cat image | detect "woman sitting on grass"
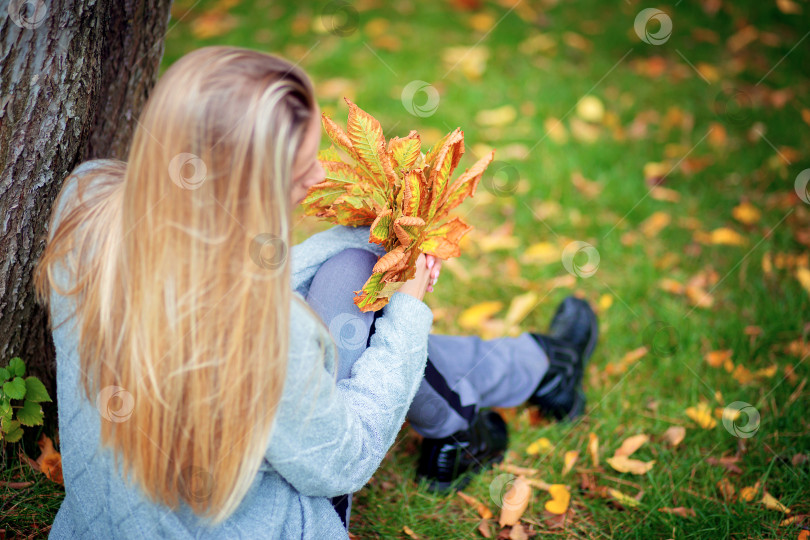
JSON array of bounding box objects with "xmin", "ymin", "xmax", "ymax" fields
[{"xmin": 34, "ymin": 46, "xmax": 598, "ymax": 538}]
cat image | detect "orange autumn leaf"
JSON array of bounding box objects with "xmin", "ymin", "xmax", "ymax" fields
[
  {"xmin": 587, "ymin": 432, "xmax": 599, "ymax": 467},
  {"xmin": 705, "ymin": 349, "xmax": 732, "ymax": 368},
  {"xmin": 22, "ymin": 434, "xmax": 63, "ymax": 485},
  {"xmin": 457, "ymin": 491, "xmax": 494, "ymax": 519},
  {"xmin": 498, "ymin": 476, "xmax": 532, "ymax": 526},
  {"xmin": 614, "ymin": 434, "xmax": 649, "ymax": 458},
  {"xmin": 303, "ymin": 98, "xmax": 495, "ymax": 311},
  {"xmin": 662, "ymin": 426, "xmax": 686, "ymax": 448}
]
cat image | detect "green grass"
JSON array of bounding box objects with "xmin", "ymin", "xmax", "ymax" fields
[
  {"xmin": 6, "ymin": 0, "xmax": 809, "ymax": 537},
  {"xmin": 160, "ymin": 1, "xmax": 810, "ymax": 536}
]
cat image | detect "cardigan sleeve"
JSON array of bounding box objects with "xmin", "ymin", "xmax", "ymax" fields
[{"xmin": 263, "ymin": 290, "xmax": 433, "ymax": 497}]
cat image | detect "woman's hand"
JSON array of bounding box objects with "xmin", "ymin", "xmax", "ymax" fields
[
  {"xmin": 398, "ymin": 253, "xmax": 433, "ymax": 301},
  {"xmin": 425, "ymin": 255, "xmax": 442, "ymax": 293}
]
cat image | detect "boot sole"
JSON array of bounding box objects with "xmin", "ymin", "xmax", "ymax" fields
[{"xmin": 419, "ymin": 450, "xmax": 506, "ymax": 493}]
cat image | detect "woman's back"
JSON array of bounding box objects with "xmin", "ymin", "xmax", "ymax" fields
[{"xmin": 46, "ymin": 160, "xmax": 434, "ymax": 539}]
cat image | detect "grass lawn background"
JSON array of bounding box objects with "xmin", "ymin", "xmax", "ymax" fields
[{"xmin": 3, "ymin": 0, "xmax": 808, "ymax": 537}]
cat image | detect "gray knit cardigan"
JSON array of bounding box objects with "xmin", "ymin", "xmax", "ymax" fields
[{"xmin": 47, "ymin": 160, "xmax": 434, "ymax": 539}]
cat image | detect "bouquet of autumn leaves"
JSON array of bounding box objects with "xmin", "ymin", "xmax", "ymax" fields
[{"xmin": 302, "ymin": 98, "xmax": 495, "ymax": 311}]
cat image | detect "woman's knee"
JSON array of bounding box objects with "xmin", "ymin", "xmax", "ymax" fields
[{"xmin": 320, "ymin": 247, "xmax": 378, "ymax": 278}]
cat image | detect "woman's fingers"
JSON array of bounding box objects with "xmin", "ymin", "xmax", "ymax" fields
[{"xmin": 424, "ymin": 255, "xmax": 443, "ymax": 293}]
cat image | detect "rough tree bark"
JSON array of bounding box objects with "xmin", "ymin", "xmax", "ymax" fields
[{"xmin": 0, "ymin": 0, "xmax": 173, "ymax": 416}]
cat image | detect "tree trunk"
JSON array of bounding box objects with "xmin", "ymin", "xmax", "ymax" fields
[{"xmin": 0, "ymin": 0, "xmax": 173, "ymax": 423}]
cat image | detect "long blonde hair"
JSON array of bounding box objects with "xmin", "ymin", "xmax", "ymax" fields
[{"xmin": 33, "ymin": 46, "xmax": 320, "ymax": 524}]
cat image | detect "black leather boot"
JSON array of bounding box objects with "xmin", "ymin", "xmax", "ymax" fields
[
  {"xmin": 527, "ymin": 296, "xmax": 598, "ymax": 421},
  {"xmin": 415, "ymin": 410, "xmax": 508, "ymax": 492}
]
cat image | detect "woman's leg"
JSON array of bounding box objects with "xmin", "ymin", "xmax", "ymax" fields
[
  {"xmin": 305, "ymin": 247, "xmax": 551, "ymax": 521},
  {"xmin": 305, "ymin": 247, "xmax": 380, "ymax": 531},
  {"xmin": 407, "ymin": 333, "xmax": 549, "ymax": 439}
]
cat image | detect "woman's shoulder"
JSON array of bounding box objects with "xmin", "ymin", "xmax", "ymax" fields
[
  {"xmin": 53, "ymin": 159, "xmax": 124, "ymax": 224},
  {"xmin": 65, "ymin": 158, "xmax": 124, "ymax": 187}
]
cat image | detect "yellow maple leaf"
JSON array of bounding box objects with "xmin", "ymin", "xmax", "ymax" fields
[
  {"xmin": 459, "ymin": 301, "xmax": 503, "ymax": 330},
  {"xmin": 544, "ymin": 484, "xmax": 571, "ymax": 515},
  {"xmin": 686, "ymin": 402, "xmax": 717, "ymax": 429}
]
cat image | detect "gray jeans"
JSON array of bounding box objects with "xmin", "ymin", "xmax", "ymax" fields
[{"xmin": 305, "ymin": 248, "xmax": 549, "ymax": 531}]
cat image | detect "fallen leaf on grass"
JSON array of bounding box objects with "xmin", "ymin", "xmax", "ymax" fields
[
  {"xmin": 643, "ymin": 162, "xmax": 670, "ymax": 185},
  {"xmin": 562, "ymin": 450, "xmax": 579, "ymax": 475},
  {"xmin": 403, "ymin": 525, "xmax": 419, "ymax": 539},
  {"xmin": 608, "ymin": 487, "xmax": 640, "ymax": 508},
  {"xmin": 694, "ymin": 227, "xmax": 748, "ymax": 246},
  {"xmin": 525, "ymin": 437, "xmax": 553, "ymax": 456},
  {"xmin": 732, "ymin": 201, "xmax": 761, "ymax": 225},
  {"xmin": 650, "ymin": 185, "xmax": 681, "ymax": 202},
  {"xmin": 587, "ymin": 433, "xmax": 599, "ymax": 467},
  {"xmin": 521, "ymin": 242, "xmax": 559, "ymax": 265},
  {"xmin": 614, "ymin": 434, "xmax": 649, "ymax": 458},
  {"xmin": 459, "ymin": 301, "xmax": 504, "ymax": 329},
  {"xmin": 658, "ymin": 506, "xmax": 696, "ymax": 518},
  {"xmin": 524, "ymin": 477, "xmax": 552, "ymax": 491},
  {"xmin": 762, "ymin": 491, "xmax": 791, "ymax": 513},
  {"xmin": 739, "ymin": 482, "xmax": 760, "ymax": 502},
  {"xmin": 458, "ymin": 491, "xmax": 494, "ymax": 519},
  {"xmin": 685, "ymin": 285, "xmax": 714, "ymax": 308},
  {"xmin": 730, "ymin": 363, "xmax": 754, "ymax": 384},
  {"xmin": 21, "ymin": 434, "xmax": 63, "ymax": 485},
  {"xmin": 571, "ymin": 171, "xmax": 603, "ymax": 198},
  {"xmin": 499, "ymin": 476, "xmax": 532, "ymax": 526},
  {"xmin": 605, "ymin": 347, "xmax": 648, "ymax": 375},
  {"xmin": 497, "ymin": 463, "xmax": 540, "ymax": 477},
  {"xmin": 705, "ymin": 349, "xmax": 732, "ymax": 368},
  {"xmin": 477, "ymin": 518, "xmax": 493, "ymax": 538},
  {"xmin": 780, "ymin": 514, "xmax": 808, "ymax": 526},
  {"xmin": 717, "ymin": 478, "xmax": 736, "ymax": 501},
  {"xmin": 475, "ymin": 105, "xmax": 517, "ymax": 127},
  {"xmin": 544, "ymin": 484, "xmax": 571, "ymax": 515},
  {"xmin": 0, "ymin": 481, "xmax": 33, "ymax": 488},
  {"xmin": 640, "ymin": 211, "xmax": 671, "ymax": 238},
  {"xmin": 504, "ymin": 292, "xmax": 538, "ymax": 327},
  {"xmin": 686, "ymin": 402, "xmax": 717, "ymax": 429},
  {"xmin": 706, "ymin": 455, "xmax": 742, "ymax": 474},
  {"xmin": 543, "ymin": 117, "xmax": 568, "ymax": 144},
  {"xmin": 576, "ymin": 96, "xmax": 604, "ymax": 123},
  {"xmin": 508, "ymin": 522, "xmax": 529, "ymax": 540},
  {"xmin": 797, "ymin": 267, "xmax": 810, "ymax": 296},
  {"xmin": 662, "ymin": 426, "xmax": 686, "ymax": 448},
  {"xmin": 606, "ymin": 456, "xmax": 656, "ymax": 475}
]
